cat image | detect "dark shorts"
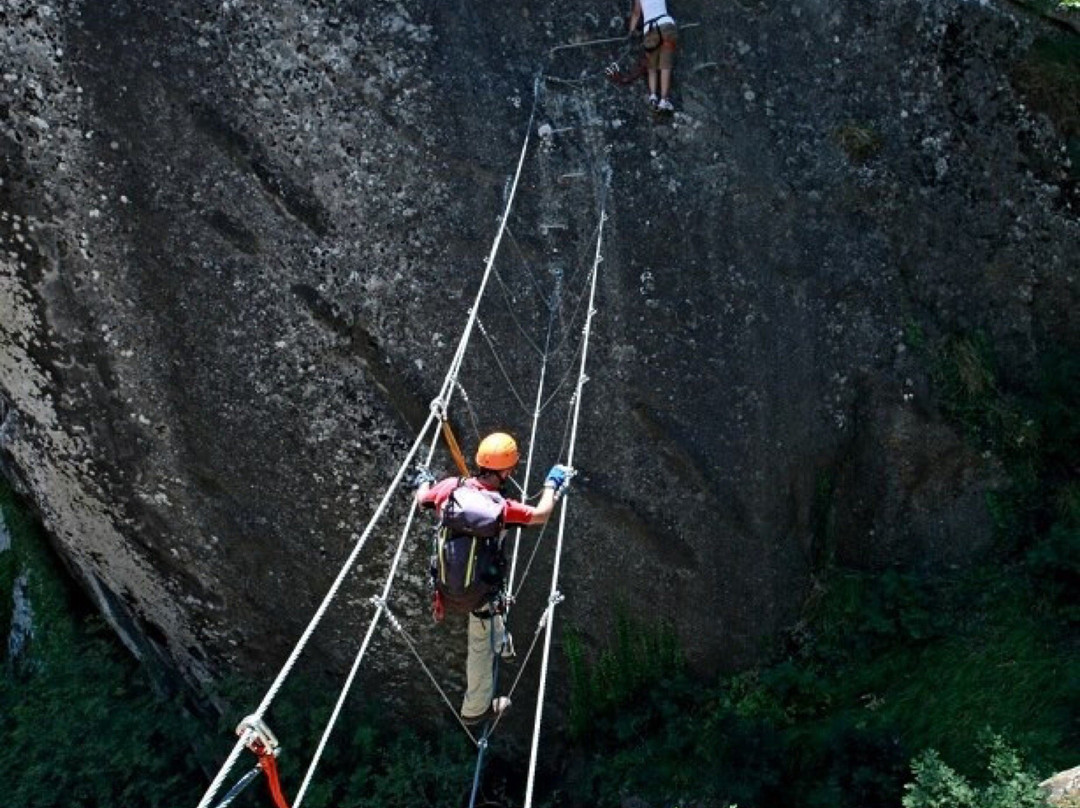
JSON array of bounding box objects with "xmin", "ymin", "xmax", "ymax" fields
[{"xmin": 645, "ymin": 22, "xmax": 678, "ymax": 71}]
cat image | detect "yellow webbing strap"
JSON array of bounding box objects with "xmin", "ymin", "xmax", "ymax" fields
[
  {"xmin": 441, "ymin": 419, "xmax": 470, "ymax": 477},
  {"xmin": 464, "ymin": 538, "xmax": 478, "ymax": 588},
  {"xmin": 437, "ymin": 529, "xmax": 448, "ymax": 583}
]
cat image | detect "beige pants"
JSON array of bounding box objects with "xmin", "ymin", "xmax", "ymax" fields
[{"xmin": 462, "ymin": 610, "xmax": 508, "ymax": 718}]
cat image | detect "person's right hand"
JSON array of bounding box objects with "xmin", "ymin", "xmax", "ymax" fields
[{"xmin": 410, "ymin": 465, "xmax": 436, "ymax": 489}]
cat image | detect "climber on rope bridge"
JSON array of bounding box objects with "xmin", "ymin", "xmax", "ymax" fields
[
  {"xmin": 629, "ymin": 0, "xmax": 679, "ymax": 114},
  {"xmin": 413, "ymin": 431, "xmax": 571, "ymax": 726}
]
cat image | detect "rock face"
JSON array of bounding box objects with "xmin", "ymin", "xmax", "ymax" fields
[
  {"xmin": 0, "ymin": 0, "xmax": 1076, "ymax": 710},
  {"xmin": 1043, "ymin": 765, "xmax": 1080, "ymax": 805}
]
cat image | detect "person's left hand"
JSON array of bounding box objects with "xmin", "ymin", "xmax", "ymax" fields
[{"xmin": 544, "ymin": 464, "xmax": 574, "ymax": 497}]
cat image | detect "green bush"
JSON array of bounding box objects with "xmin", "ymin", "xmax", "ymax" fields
[
  {"xmin": 0, "ymin": 485, "xmax": 204, "ymax": 808},
  {"xmin": 0, "ymin": 483, "xmax": 478, "ymax": 808},
  {"xmin": 903, "ymin": 736, "xmax": 1047, "ymax": 808},
  {"xmin": 249, "ymin": 687, "xmax": 476, "ymax": 808},
  {"xmin": 565, "ymin": 604, "xmax": 683, "ymax": 740}
]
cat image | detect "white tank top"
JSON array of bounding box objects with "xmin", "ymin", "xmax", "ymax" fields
[{"xmin": 640, "ymin": 0, "xmax": 674, "ymax": 28}]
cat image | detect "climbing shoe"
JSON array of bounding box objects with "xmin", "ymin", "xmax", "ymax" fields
[
  {"xmin": 657, "ymin": 98, "xmax": 674, "ymax": 113},
  {"xmin": 461, "ymin": 696, "xmax": 512, "ymax": 726},
  {"xmin": 647, "ymin": 93, "xmax": 659, "ymax": 110}
]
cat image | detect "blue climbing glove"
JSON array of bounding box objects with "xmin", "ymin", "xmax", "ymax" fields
[
  {"xmin": 410, "ymin": 465, "xmax": 436, "ymax": 490},
  {"xmin": 543, "ymin": 464, "xmax": 573, "ymax": 497}
]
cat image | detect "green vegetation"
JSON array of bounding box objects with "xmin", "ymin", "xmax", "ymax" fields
[
  {"xmin": 0, "ymin": 484, "xmax": 476, "ymax": 808},
  {"xmin": 553, "ymin": 330, "xmax": 1078, "ymax": 807},
  {"xmin": 554, "ymin": 564, "xmax": 1074, "ymax": 807},
  {"xmin": 565, "ymin": 605, "xmax": 684, "ymax": 739},
  {"xmin": 0, "ymin": 484, "xmax": 204, "ymax": 807},
  {"xmin": 2, "ymin": 323, "xmax": 1076, "ymax": 807},
  {"xmin": 903, "ymin": 736, "xmax": 1046, "ymax": 808}
]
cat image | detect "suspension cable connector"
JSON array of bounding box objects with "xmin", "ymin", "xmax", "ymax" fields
[
  {"xmin": 372, "ymin": 595, "xmax": 404, "ymax": 631},
  {"xmin": 235, "ymin": 715, "xmax": 280, "ymax": 758},
  {"xmin": 539, "ymin": 591, "xmax": 565, "ymax": 629},
  {"xmin": 429, "ymin": 397, "xmax": 447, "ymax": 419}
]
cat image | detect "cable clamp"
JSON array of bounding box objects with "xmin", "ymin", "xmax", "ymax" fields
[
  {"xmin": 235, "ymin": 715, "xmax": 280, "ymax": 758},
  {"xmin": 570, "ymin": 378, "xmax": 589, "ymax": 405},
  {"xmin": 429, "ymin": 397, "xmax": 447, "ymax": 419},
  {"xmin": 371, "ymin": 596, "xmax": 403, "ymax": 631},
  {"xmin": 539, "ymin": 591, "xmax": 565, "ymax": 629}
]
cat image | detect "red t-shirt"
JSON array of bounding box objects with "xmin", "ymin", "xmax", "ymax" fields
[{"xmin": 417, "ymin": 476, "xmax": 535, "ymax": 525}]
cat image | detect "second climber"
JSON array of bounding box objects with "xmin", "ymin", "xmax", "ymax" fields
[{"xmin": 628, "ymin": 0, "xmax": 679, "ymax": 114}]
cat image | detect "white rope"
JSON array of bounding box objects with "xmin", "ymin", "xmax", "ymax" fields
[
  {"xmin": 197, "ymin": 79, "xmax": 544, "ymax": 808},
  {"xmin": 377, "ymin": 597, "xmax": 480, "ymax": 743},
  {"xmin": 505, "ymin": 268, "xmax": 561, "ymax": 594},
  {"xmin": 547, "ymin": 33, "xmax": 630, "ymax": 56},
  {"xmin": 435, "ymin": 75, "xmax": 541, "ymax": 410},
  {"xmin": 506, "ymin": 353, "xmax": 548, "ymax": 593},
  {"xmin": 475, "ymin": 318, "xmax": 532, "ymax": 415},
  {"xmin": 195, "ymin": 413, "xmax": 441, "ymax": 808},
  {"xmin": 291, "ymin": 431, "xmax": 443, "ymax": 807},
  {"xmin": 523, "ymin": 207, "xmax": 604, "ymax": 808}
]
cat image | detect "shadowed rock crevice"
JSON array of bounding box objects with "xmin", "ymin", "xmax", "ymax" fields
[
  {"xmin": 204, "ymin": 209, "xmax": 261, "ymax": 255},
  {"xmin": 189, "ymin": 102, "xmax": 331, "ymax": 238},
  {"xmin": 291, "ymin": 283, "xmax": 429, "ymax": 434}
]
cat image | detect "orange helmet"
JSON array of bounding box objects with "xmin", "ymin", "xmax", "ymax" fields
[{"xmin": 475, "ymin": 432, "xmax": 519, "ymax": 471}]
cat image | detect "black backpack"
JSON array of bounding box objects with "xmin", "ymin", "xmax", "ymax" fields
[{"xmin": 431, "ymin": 480, "xmax": 507, "ymax": 613}]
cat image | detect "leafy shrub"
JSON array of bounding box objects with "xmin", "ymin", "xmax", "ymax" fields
[
  {"xmin": 0, "ymin": 485, "xmax": 204, "ymax": 808},
  {"xmin": 0, "ymin": 483, "xmax": 476, "ymax": 808},
  {"xmin": 565, "ymin": 604, "xmax": 683, "ymax": 740},
  {"xmin": 903, "ymin": 736, "xmax": 1047, "ymax": 808},
  {"xmin": 1026, "ymin": 521, "xmax": 1080, "ymax": 618}
]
